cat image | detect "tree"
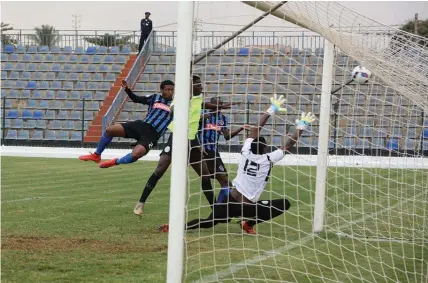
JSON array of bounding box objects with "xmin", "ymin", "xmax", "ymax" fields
[
  {"xmin": 84, "ymin": 33, "xmax": 132, "ymax": 47},
  {"xmin": 31, "ymin": 25, "xmax": 60, "ymax": 47},
  {"xmin": 389, "ymin": 17, "xmax": 428, "ymax": 55},
  {"xmin": 1, "ymin": 22, "xmax": 17, "ymax": 45}
]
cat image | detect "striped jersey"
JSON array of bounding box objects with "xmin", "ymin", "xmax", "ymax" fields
[
  {"xmin": 143, "ymin": 94, "xmax": 173, "ymax": 136},
  {"xmin": 199, "ymin": 111, "xmax": 228, "ymax": 151}
]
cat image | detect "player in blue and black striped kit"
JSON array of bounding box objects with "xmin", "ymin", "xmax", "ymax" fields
[
  {"xmin": 199, "ymin": 97, "xmax": 249, "ymax": 203},
  {"xmin": 79, "ymin": 79, "xmax": 174, "ymax": 168}
]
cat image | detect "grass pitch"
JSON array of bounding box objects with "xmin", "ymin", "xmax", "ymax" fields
[{"xmin": 2, "ymin": 156, "xmax": 427, "ymax": 282}]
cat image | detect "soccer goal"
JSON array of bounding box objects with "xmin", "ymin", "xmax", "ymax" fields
[{"xmin": 167, "ymin": 2, "xmax": 428, "ymax": 282}]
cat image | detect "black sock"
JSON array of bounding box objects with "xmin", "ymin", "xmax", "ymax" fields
[
  {"xmin": 201, "ymin": 177, "xmax": 216, "ymax": 207},
  {"xmin": 139, "ymin": 173, "xmax": 161, "ymax": 203}
]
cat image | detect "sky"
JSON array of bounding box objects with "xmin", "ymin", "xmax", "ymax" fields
[{"xmin": 1, "ymin": 1, "xmax": 427, "ymax": 34}]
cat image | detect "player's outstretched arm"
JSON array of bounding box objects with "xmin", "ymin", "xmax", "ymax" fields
[
  {"xmin": 281, "ymin": 112, "xmax": 316, "ymax": 151},
  {"xmin": 122, "ymin": 80, "xmax": 151, "ymax": 104},
  {"xmin": 249, "ymin": 94, "xmax": 287, "ymax": 139}
]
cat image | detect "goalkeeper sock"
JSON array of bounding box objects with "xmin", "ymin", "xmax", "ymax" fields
[
  {"xmin": 217, "ymin": 187, "xmax": 230, "ymax": 203},
  {"xmin": 201, "ymin": 177, "xmax": 216, "ymax": 207},
  {"xmin": 116, "ymin": 153, "xmax": 136, "ymax": 165},
  {"xmin": 139, "ymin": 173, "xmax": 161, "ymax": 203},
  {"xmin": 95, "ymin": 132, "xmax": 113, "ymax": 155}
]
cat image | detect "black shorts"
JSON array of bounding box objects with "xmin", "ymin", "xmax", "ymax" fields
[
  {"xmin": 160, "ymin": 134, "xmax": 202, "ymax": 163},
  {"xmin": 203, "ymin": 149, "xmax": 227, "ymax": 177},
  {"xmin": 121, "ymin": 120, "xmax": 159, "ymax": 152}
]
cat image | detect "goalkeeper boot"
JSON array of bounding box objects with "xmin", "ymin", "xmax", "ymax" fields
[
  {"xmin": 158, "ymin": 224, "xmax": 169, "ymax": 232},
  {"xmin": 133, "ymin": 202, "xmax": 144, "ymax": 216},
  {"xmin": 79, "ymin": 152, "xmax": 101, "ymax": 163},
  {"xmin": 99, "ymin": 158, "xmax": 118, "ymax": 168},
  {"xmin": 240, "ymin": 221, "xmax": 256, "ymax": 235}
]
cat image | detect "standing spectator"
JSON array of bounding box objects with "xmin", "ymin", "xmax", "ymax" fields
[{"xmin": 139, "ymin": 12, "xmax": 153, "ymax": 53}]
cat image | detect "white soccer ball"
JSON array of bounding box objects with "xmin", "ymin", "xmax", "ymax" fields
[{"xmin": 351, "ymin": 65, "xmax": 372, "ymax": 84}]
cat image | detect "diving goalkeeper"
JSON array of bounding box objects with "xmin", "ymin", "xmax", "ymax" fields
[{"xmin": 159, "ymin": 94, "xmax": 316, "ymax": 234}]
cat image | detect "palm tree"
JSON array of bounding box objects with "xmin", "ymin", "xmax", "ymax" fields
[
  {"xmin": 84, "ymin": 33, "xmax": 132, "ymax": 47},
  {"xmin": 1, "ymin": 22, "xmax": 17, "ymax": 45},
  {"xmin": 31, "ymin": 25, "xmax": 60, "ymax": 47}
]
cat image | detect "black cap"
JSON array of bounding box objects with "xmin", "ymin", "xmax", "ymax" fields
[{"xmin": 145, "ymin": 12, "xmax": 151, "ymax": 15}]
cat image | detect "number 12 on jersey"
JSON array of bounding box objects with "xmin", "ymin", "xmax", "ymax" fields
[{"xmin": 243, "ymin": 159, "xmax": 272, "ymax": 181}]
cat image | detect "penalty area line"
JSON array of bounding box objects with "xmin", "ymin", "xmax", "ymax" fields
[{"xmin": 193, "ymin": 190, "xmax": 427, "ymax": 283}]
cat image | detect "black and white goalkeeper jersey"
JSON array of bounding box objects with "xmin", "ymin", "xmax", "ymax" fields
[{"xmin": 232, "ymin": 138, "xmax": 285, "ymax": 202}]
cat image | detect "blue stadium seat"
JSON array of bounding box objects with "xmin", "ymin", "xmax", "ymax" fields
[
  {"xmin": 63, "ymin": 121, "xmax": 74, "ymax": 130},
  {"xmin": 79, "ymin": 55, "xmax": 90, "ymax": 63},
  {"xmin": 93, "ymin": 73, "xmax": 103, "ymax": 81},
  {"xmin": 69, "ymin": 72, "xmax": 79, "ymax": 81},
  {"xmin": 63, "ymin": 81, "xmax": 73, "ymax": 90},
  {"xmin": 94, "ymin": 91, "xmax": 105, "ymax": 101},
  {"xmin": 163, "ymin": 47, "xmax": 174, "ymax": 54},
  {"xmin": 44, "ymin": 110, "xmax": 55, "ymax": 119},
  {"xmin": 4, "ymin": 45, "xmax": 14, "ymax": 53},
  {"xmin": 51, "ymin": 63, "xmax": 61, "ymax": 72},
  {"xmin": 36, "ymin": 63, "xmax": 47, "ymax": 72},
  {"xmin": 343, "ymin": 138, "xmax": 355, "ymax": 148},
  {"xmin": 92, "ymin": 55, "xmax": 103, "ymax": 63},
  {"xmin": 70, "ymin": 111, "xmax": 81, "ymax": 120},
  {"xmin": 57, "ymin": 54, "xmax": 67, "ymax": 62},
  {"xmin": 21, "ymin": 71, "xmax": 32, "ymax": 80},
  {"xmin": 356, "ymin": 139, "xmax": 370, "ymax": 149},
  {"xmin": 34, "ymin": 120, "xmax": 46, "ymax": 129},
  {"xmin": 104, "ymin": 55, "xmax": 114, "ymax": 63},
  {"xmin": 26, "ymin": 100, "xmax": 37, "ymax": 108},
  {"xmin": 81, "ymin": 73, "xmax": 91, "ymax": 82},
  {"xmin": 68, "ymin": 54, "xmax": 78, "ymax": 63},
  {"xmin": 51, "ymin": 100, "xmax": 62, "ymax": 109},
  {"xmin": 63, "ymin": 101, "xmax": 74, "ymax": 110},
  {"xmin": 32, "ymin": 91, "xmax": 43, "ymax": 99},
  {"xmin": 423, "ymin": 129, "xmax": 428, "ymax": 139},
  {"xmin": 24, "ymin": 119, "xmax": 36, "ymax": 129},
  {"xmin": 111, "ymin": 64, "xmax": 122, "ymax": 73},
  {"xmin": 223, "ymin": 84, "xmax": 234, "ymax": 93},
  {"xmin": 151, "ymin": 74, "xmax": 162, "ymax": 82},
  {"xmin": 58, "ymin": 110, "xmax": 69, "ymax": 120},
  {"xmin": 1, "ymin": 53, "xmax": 9, "ymax": 61},
  {"xmin": 7, "ymin": 110, "xmax": 18, "ymax": 119},
  {"xmin": 74, "ymin": 46, "xmax": 84, "ymax": 54},
  {"xmin": 88, "ymin": 65, "xmax": 97, "ymax": 72},
  {"xmin": 15, "ymin": 62, "xmax": 25, "ymax": 71},
  {"xmin": 0, "ymin": 89, "xmax": 6, "ymax": 98},
  {"xmin": 86, "ymin": 46, "xmax": 97, "ymax": 55},
  {"xmin": 45, "ymin": 131, "xmax": 56, "ymax": 140},
  {"xmin": 150, "ymin": 56, "xmax": 160, "ymax": 64},
  {"xmin": 38, "ymin": 45, "xmax": 49, "ymax": 53},
  {"xmin": 70, "ymin": 91, "xmax": 81, "ymax": 100},
  {"xmin": 43, "ymin": 54, "xmax": 53, "ymax": 62},
  {"xmin": 99, "ymin": 64, "xmax": 109, "ymax": 72},
  {"xmin": 115, "ymin": 55, "xmax": 127, "ymax": 64},
  {"xmin": 6, "ymin": 130, "xmax": 18, "ymax": 139},
  {"xmin": 57, "ymin": 72, "xmax": 68, "ymax": 81},
  {"xmin": 15, "ymin": 45, "xmax": 26, "ymax": 53},
  {"xmin": 71, "ymin": 131, "xmax": 82, "ymax": 141},
  {"xmin": 50, "ymin": 120, "xmax": 62, "ymax": 130},
  {"xmin": 109, "ymin": 46, "xmax": 120, "ymax": 54},
  {"xmin": 63, "ymin": 46, "xmax": 73, "ymax": 54},
  {"xmin": 15, "ymin": 80, "xmax": 25, "ymax": 89},
  {"xmin": 74, "ymin": 64, "xmax": 85, "ymax": 73},
  {"xmin": 22, "ymin": 54, "xmax": 33, "ymax": 62},
  {"xmin": 22, "ymin": 109, "xmax": 33, "ymax": 119},
  {"xmin": 8, "ymin": 53, "xmax": 19, "ymax": 61},
  {"xmin": 84, "ymin": 111, "xmax": 94, "ymax": 121},
  {"xmin": 63, "ymin": 64, "xmax": 74, "ymax": 72},
  {"xmin": 9, "ymin": 71, "xmax": 19, "ymax": 79},
  {"xmin": 2, "ymin": 80, "xmax": 13, "ymax": 89},
  {"xmin": 31, "ymin": 131, "xmax": 43, "ymax": 140},
  {"xmin": 45, "ymin": 90, "xmax": 55, "ymax": 99},
  {"xmin": 3, "ymin": 62, "xmax": 13, "ymax": 71},
  {"xmin": 97, "ymin": 46, "xmax": 108, "ymax": 54},
  {"xmin": 238, "ymin": 47, "xmax": 249, "ymax": 56},
  {"xmin": 403, "ymin": 139, "xmax": 416, "ymax": 150},
  {"xmin": 26, "ymin": 45, "xmax": 37, "ymax": 53},
  {"xmin": 50, "ymin": 46, "xmax": 61, "ymax": 54},
  {"xmin": 105, "ymin": 73, "xmax": 116, "ymax": 82},
  {"xmin": 39, "ymin": 100, "xmax": 50, "ymax": 109},
  {"xmin": 87, "ymin": 82, "xmax": 98, "ymax": 90},
  {"xmin": 82, "ymin": 91, "xmax": 92, "ymax": 100},
  {"xmin": 17, "ymin": 130, "xmax": 30, "ymax": 140},
  {"xmin": 76, "ymin": 82, "xmax": 86, "ymax": 90},
  {"xmin": 121, "ymin": 46, "xmax": 131, "ymax": 54},
  {"xmin": 13, "ymin": 119, "xmax": 24, "ymax": 128},
  {"xmin": 386, "ymin": 139, "xmax": 399, "ymax": 150},
  {"xmin": 51, "ymin": 81, "xmax": 62, "ymax": 90},
  {"xmin": 19, "ymin": 90, "xmax": 30, "ymax": 99}
]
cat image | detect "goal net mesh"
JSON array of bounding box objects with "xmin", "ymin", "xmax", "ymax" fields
[{"xmin": 183, "ymin": 2, "xmax": 428, "ymax": 282}]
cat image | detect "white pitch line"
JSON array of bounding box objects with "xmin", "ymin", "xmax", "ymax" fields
[{"xmin": 193, "ymin": 190, "xmax": 427, "ymax": 283}]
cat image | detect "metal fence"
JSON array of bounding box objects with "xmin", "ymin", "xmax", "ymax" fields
[
  {"xmin": 101, "ymin": 31, "xmax": 154, "ymax": 133},
  {"xmin": 3, "ymin": 29, "xmax": 401, "ymax": 53}
]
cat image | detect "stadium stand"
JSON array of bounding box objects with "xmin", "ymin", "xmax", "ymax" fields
[
  {"xmin": 1, "ymin": 44, "xmax": 427, "ymax": 153},
  {"xmin": 1, "ymin": 45, "xmax": 132, "ymax": 142}
]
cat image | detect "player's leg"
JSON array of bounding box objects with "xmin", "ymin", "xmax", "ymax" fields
[
  {"xmin": 241, "ymin": 198, "xmax": 291, "ymax": 234},
  {"xmin": 212, "ymin": 152, "xmax": 232, "ymax": 203},
  {"xmin": 134, "ymin": 137, "xmax": 173, "ymax": 216},
  {"xmin": 189, "ymin": 140, "xmax": 217, "ymax": 207},
  {"xmin": 99, "ymin": 121, "xmax": 157, "ymax": 168},
  {"xmin": 79, "ymin": 123, "xmax": 126, "ymax": 163}
]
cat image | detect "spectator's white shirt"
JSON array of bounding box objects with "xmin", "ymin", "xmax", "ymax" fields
[{"xmin": 232, "ymin": 138, "xmax": 285, "ymax": 202}]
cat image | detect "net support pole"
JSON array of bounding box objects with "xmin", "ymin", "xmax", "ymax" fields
[
  {"xmin": 313, "ymin": 39, "xmax": 335, "ymax": 233},
  {"xmin": 166, "ymin": 2, "xmax": 194, "ymax": 283}
]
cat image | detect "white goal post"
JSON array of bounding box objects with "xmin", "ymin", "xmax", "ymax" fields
[{"xmin": 167, "ymin": 1, "xmax": 428, "ymax": 283}]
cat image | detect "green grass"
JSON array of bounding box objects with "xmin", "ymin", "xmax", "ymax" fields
[{"xmin": 2, "ymin": 156, "xmax": 427, "ymax": 283}]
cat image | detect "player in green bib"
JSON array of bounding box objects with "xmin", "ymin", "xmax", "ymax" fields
[{"xmin": 134, "ymin": 75, "xmax": 227, "ymax": 216}]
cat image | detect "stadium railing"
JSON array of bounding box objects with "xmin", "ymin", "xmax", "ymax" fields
[{"xmin": 101, "ymin": 31, "xmax": 154, "ymax": 133}]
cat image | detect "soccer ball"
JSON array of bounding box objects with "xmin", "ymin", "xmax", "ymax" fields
[{"xmin": 351, "ymin": 66, "xmax": 371, "ymax": 84}]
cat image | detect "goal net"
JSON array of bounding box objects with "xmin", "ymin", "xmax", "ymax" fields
[{"xmin": 172, "ymin": 2, "xmax": 428, "ymax": 282}]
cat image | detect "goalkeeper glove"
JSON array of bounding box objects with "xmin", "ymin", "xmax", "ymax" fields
[
  {"xmin": 266, "ymin": 93, "xmax": 287, "ymax": 115},
  {"xmin": 295, "ymin": 112, "xmax": 316, "ymax": 131}
]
